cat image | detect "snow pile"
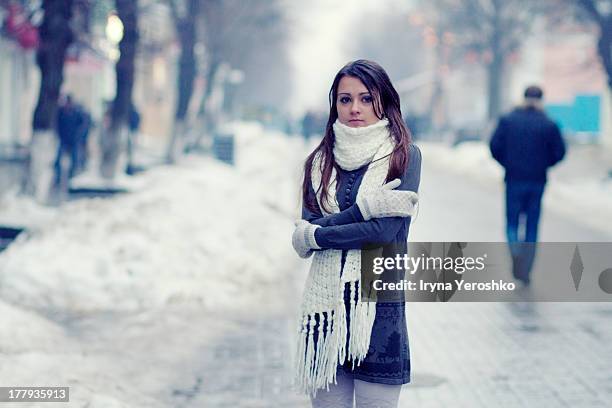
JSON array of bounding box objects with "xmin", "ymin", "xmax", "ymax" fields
[
  {"xmin": 0, "ymin": 300, "xmax": 73, "ymax": 353},
  {"xmin": 0, "ymin": 190, "xmax": 58, "ymax": 229},
  {"xmin": 0, "ymin": 122, "xmax": 309, "ymax": 314},
  {"xmin": 68, "ymin": 169, "xmax": 149, "ymax": 192},
  {"xmin": 419, "ymin": 141, "xmax": 612, "ymax": 237}
]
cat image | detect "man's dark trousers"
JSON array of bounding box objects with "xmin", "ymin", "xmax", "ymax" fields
[
  {"xmin": 53, "ymin": 143, "xmax": 79, "ymax": 185},
  {"xmin": 505, "ymin": 181, "xmax": 545, "ymax": 285}
]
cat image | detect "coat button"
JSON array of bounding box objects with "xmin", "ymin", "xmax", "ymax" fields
[{"xmin": 345, "ymin": 188, "xmax": 350, "ymax": 193}]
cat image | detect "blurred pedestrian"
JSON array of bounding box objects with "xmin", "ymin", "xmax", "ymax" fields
[
  {"xmin": 54, "ymin": 95, "xmax": 83, "ymax": 185},
  {"xmin": 489, "ymin": 85, "xmax": 566, "ymax": 286},
  {"xmin": 126, "ymin": 104, "xmax": 140, "ymax": 174},
  {"xmin": 292, "ymin": 60, "xmax": 420, "ymax": 406},
  {"xmin": 75, "ymin": 104, "xmax": 92, "ymax": 173},
  {"xmin": 301, "ymin": 111, "xmax": 316, "ymax": 141}
]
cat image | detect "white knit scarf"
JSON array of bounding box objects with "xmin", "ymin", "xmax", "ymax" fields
[{"xmin": 295, "ymin": 118, "xmax": 396, "ymax": 395}]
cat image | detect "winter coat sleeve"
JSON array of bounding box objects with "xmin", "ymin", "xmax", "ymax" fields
[
  {"xmin": 301, "ymin": 182, "xmax": 365, "ymax": 226},
  {"xmin": 313, "ymin": 144, "xmax": 422, "ymax": 250},
  {"xmin": 547, "ymin": 122, "xmax": 566, "ymax": 167},
  {"xmin": 489, "ymin": 117, "xmax": 507, "ymax": 167}
]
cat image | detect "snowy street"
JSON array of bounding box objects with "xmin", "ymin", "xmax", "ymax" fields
[
  {"xmin": 2, "ymin": 0, "xmax": 611, "ymax": 406},
  {"xmin": 414, "ymin": 144, "xmax": 612, "ymax": 242},
  {"xmin": 1, "ymin": 125, "xmax": 611, "ymax": 407}
]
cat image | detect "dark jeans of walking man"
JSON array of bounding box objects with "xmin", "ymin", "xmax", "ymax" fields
[{"xmin": 490, "ymin": 85, "xmax": 566, "ymax": 286}]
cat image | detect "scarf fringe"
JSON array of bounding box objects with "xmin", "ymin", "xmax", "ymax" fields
[{"xmin": 294, "ymin": 280, "xmax": 376, "ymax": 396}]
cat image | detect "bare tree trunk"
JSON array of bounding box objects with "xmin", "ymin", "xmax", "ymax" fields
[
  {"xmin": 597, "ymin": 20, "xmax": 612, "ymax": 151},
  {"xmin": 487, "ymin": 53, "xmax": 504, "ymax": 121},
  {"xmin": 600, "ymin": 19, "xmax": 612, "ymax": 166},
  {"xmin": 487, "ymin": 20, "xmax": 504, "ymax": 121},
  {"xmin": 101, "ymin": 0, "xmax": 139, "ymax": 179},
  {"xmin": 198, "ymin": 59, "xmax": 221, "ymax": 118},
  {"xmin": 575, "ymin": 0, "xmax": 612, "ymax": 89},
  {"xmin": 574, "ymin": 0, "xmax": 612, "ymax": 156},
  {"xmin": 166, "ymin": 0, "xmax": 199, "ymax": 163},
  {"xmin": 27, "ymin": 0, "xmax": 73, "ymax": 202},
  {"xmin": 188, "ymin": 59, "xmax": 220, "ymax": 151},
  {"xmin": 597, "ymin": 15, "xmax": 612, "ymax": 91},
  {"xmin": 429, "ymin": 37, "xmax": 447, "ymax": 131}
]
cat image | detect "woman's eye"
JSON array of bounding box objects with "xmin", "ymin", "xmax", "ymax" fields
[
  {"xmin": 362, "ymin": 95, "xmax": 373, "ymax": 103},
  {"xmin": 339, "ymin": 96, "xmax": 350, "ymax": 104}
]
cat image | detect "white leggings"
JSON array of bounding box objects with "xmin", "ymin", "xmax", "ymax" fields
[{"xmin": 310, "ymin": 368, "xmax": 402, "ymax": 408}]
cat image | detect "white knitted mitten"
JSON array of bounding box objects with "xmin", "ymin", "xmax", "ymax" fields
[
  {"xmin": 292, "ymin": 220, "xmax": 321, "ymax": 258},
  {"xmin": 357, "ymin": 178, "xmax": 419, "ymax": 221}
]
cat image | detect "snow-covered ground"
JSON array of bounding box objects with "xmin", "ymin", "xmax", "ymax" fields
[
  {"xmin": 0, "ymin": 123, "xmax": 308, "ymax": 314},
  {"xmin": 0, "ymin": 122, "xmax": 312, "ymax": 407}
]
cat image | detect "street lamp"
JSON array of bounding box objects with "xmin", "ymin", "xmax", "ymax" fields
[
  {"xmin": 105, "ymin": 13, "xmax": 123, "ymax": 61},
  {"xmin": 105, "ymin": 13, "xmax": 124, "ymax": 45}
]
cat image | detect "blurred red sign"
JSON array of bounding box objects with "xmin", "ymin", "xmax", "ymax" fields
[{"xmin": 4, "ymin": 3, "xmax": 39, "ymax": 49}]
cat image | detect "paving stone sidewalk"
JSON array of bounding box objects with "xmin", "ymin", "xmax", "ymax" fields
[
  {"xmin": 190, "ymin": 301, "xmax": 612, "ymax": 407},
  {"xmin": 400, "ymin": 302, "xmax": 612, "ymax": 407}
]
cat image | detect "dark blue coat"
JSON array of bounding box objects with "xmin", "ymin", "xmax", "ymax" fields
[
  {"xmin": 56, "ymin": 105, "xmax": 85, "ymax": 147},
  {"xmin": 301, "ymin": 143, "xmax": 422, "ymax": 385},
  {"xmin": 489, "ymin": 107, "xmax": 566, "ymax": 183}
]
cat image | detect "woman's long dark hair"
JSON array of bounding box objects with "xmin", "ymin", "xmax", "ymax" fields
[{"xmin": 302, "ymin": 59, "xmax": 412, "ymax": 213}]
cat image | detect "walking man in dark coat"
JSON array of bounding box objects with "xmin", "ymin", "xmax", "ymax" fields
[
  {"xmin": 489, "ymin": 85, "xmax": 566, "ymax": 286},
  {"xmin": 54, "ymin": 95, "xmax": 84, "ymax": 185}
]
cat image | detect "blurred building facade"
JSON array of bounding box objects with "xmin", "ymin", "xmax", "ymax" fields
[
  {"xmin": 0, "ymin": 38, "xmax": 38, "ymax": 147},
  {"xmin": 414, "ymin": 15, "xmax": 610, "ymax": 148},
  {"xmin": 510, "ymin": 21, "xmax": 609, "ymax": 147},
  {"xmin": 132, "ymin": 2, "xmax": 177, "ymax": 145}
]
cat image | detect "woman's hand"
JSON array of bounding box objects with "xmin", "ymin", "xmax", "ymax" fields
[
  {"xmin": 292, "ymin": 220, "xmax": 321, "ymax": 258},
  {"xmin": 356, "ymin": 178, "xmax": 419, "ymax": 221}
]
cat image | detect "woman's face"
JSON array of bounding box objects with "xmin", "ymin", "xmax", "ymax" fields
[{"xmin": 336, "ymin": 76, "xmax": 381, "ymax": 128}]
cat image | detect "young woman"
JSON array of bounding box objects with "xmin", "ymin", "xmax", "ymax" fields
[{"xmin": 292, "ymin": 60, "xmax": 422, "ymax": 407}]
